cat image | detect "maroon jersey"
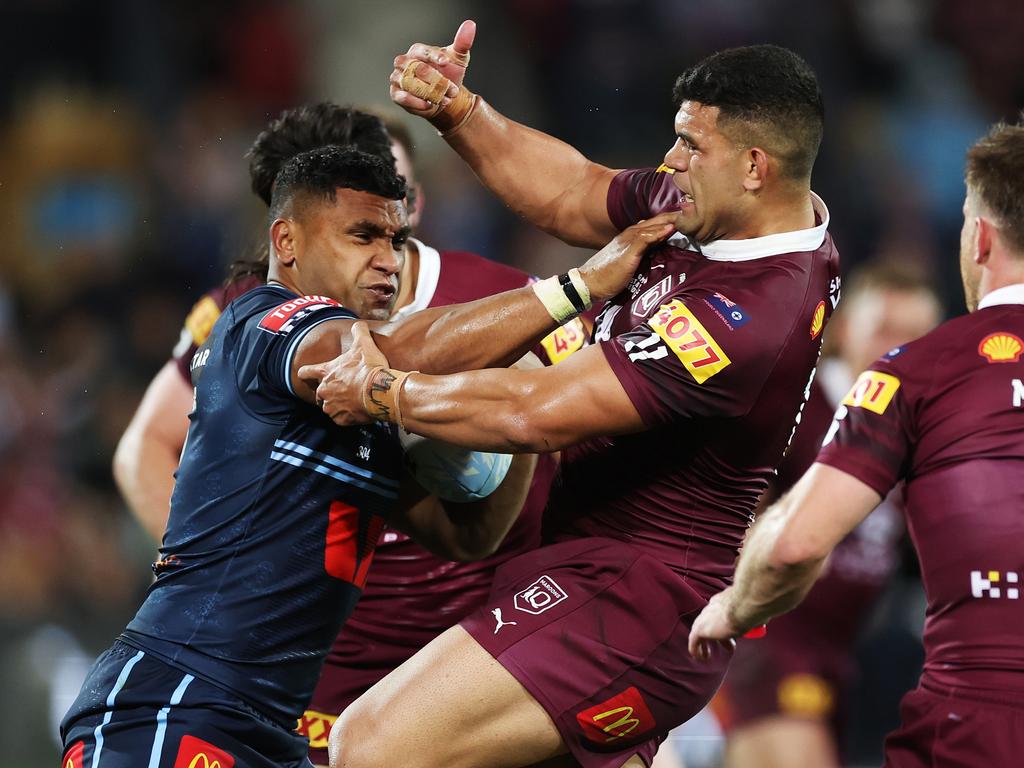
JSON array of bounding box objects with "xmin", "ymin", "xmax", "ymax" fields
[
  {"xmin": 548, "ymin": 167, "xmax": 841, "ymax": 598},
  {"xmin": 818, "ymin": 286, "xmax": 1024, "ymax": 696},
  {"xmin": 171, "ymin": 274, "xmax": 264, "ymax": 382}
]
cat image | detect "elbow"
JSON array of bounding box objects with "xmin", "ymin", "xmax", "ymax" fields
[
  {"xmin": 770, "ymin": 528, "xmax": 828, "ymax": 572},
  {"xmin": 497, "ymin": 383, "xmax": 570, "ymax": 454},
  {"xmin": 111, "ymin": 429, "xmax": 139, "ymax": 493}
]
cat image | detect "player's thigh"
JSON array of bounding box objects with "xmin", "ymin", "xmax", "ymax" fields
[
  {"xmin": 724, "ymin": 716, "xmax": 839, "ymax": 768},
  {"xmin": 330, "ymin": 623, "xmax": 568, "ymax": 768}
]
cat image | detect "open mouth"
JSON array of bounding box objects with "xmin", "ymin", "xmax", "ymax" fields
[{"xmin": 366, "ymin": 284, "xmax": 396, "ymax": 303}]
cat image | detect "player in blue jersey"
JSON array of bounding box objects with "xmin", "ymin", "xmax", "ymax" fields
[{"xmin": 60, "ymin": 146, "xmax": 676, "ymax": 768}]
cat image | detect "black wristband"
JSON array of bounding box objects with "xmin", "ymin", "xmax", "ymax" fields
[{"xmin": 558, "ymin": 272, "xmax": 587, "ymax": 314}]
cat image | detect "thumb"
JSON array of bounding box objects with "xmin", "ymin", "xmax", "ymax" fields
[
  {"xmin": 349, "ymin": 320, "xmax": 373, "ymax": 347},
  {"xmin": 451, "ymin": 19, "xmax": 476, "ymax": 56},
  {"xmin": 297, "ymin": 362, "xmax": 327, "ymax": 382}
]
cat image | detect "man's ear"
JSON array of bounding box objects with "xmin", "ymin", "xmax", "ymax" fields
[
  {"xmin": 271, "ymin": 218, "xmax": 299, "ymax": 267},
  {"xmin": 742, "ymin": 147, "xmax": 769, "ymax": 192},
  {"xmin": 974, "ymin": 216, "xmax": 994, "ymax": 265}
]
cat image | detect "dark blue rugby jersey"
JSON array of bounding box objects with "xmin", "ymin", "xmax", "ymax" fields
[{"xmin": 124, "ymin": 285, "xmax": 403, "ymax": 725}]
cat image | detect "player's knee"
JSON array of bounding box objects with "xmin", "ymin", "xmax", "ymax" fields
[{"xmin": 328, "ymin": 703, "xmax": 391, "ymax": 768}]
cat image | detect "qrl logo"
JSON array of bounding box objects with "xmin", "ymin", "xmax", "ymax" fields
[
  {"xmin": 513, "ymin": 575, "xmax": 568, "ymax": 615},
  {"xmin": 971, "ymin": 570, "xmax": 1020, "ymax": 599}
]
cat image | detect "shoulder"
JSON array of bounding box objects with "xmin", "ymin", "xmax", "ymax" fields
[{"xmin": 434, "ymin": 248, "xmax": 533, "ymax": 303}]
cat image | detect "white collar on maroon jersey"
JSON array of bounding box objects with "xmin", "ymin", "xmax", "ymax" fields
[
  {"xmin": 391, "ymin": 238, "xmax": 441, "ymax": 319},
  {"xmin": 978, "ymin": 283, "xmax": 1024, "ymax": 310},
  {"xmin": 667, "ymin": 192, "xmax": 830, "ymax": 262}
]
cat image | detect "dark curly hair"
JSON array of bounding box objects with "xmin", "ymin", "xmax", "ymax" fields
[
  {"xmin": 673, "ymin": 45, "xmax": 824, "ymax": 181},
  {"xmin": 247, "ymin": 103, "xmax": 395, "ymax": 206},
  {"xmin": 269, "ymin": 145, "xmax": 407, "ymax": 222}
]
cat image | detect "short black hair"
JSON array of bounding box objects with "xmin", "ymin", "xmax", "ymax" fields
[
  {"xmin": 269, "ymin": 145, "xmax": 407, "ymax": 222},
  {"xmin": 673, "ymin": 45, "xmax": 824, "ymax": 181},
  {"xmin": 248, "ymin": 103, "xmax": 395, "ymax": 206}
]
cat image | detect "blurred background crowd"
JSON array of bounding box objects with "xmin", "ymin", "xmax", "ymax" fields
[{"xmin": 0, "ymin": 1, "xmax": 1021, "ymax": 765}]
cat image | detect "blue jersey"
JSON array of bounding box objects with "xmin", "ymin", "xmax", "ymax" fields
[{"xmin": 124, "ymin": 285, "xmax": 403, "ymax": 725}]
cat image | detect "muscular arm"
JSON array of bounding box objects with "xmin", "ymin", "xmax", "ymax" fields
[
  {"xmin": 389, "ymin": 344, "xmax": 644, "ymax": 453},
  {"xmin": 390, "ymin": 22, "xmax": 621, "ymax": 248},
  {"xmin": 113, "ymin": 361, "xmax": 193, "ymax": 543},
  {"xmin": 443, "ymin": 101, "xmax": 620, "ymax": 248},
  {"xmin": 388, "ymin": 452, "xmax": 538, "ymax": 562},
  {"xmin": 292, "ymin": 215, "xmax": 676, "ymax": 403},
  {"xmin": 688, "ymin": 464, "xmax": 881, "ymax": 656}
]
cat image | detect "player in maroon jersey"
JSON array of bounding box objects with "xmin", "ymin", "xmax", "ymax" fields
[
  {"xmin": 712, "ymin": 262, "xmax": 941, "ymax": 768},
  {"xmin": 309, "ymin": 32, "xmax": 837, "ymax": 768},
  {"xmin": 690, "ymin": 120, "xmax": 1024, "ymax": 768}
]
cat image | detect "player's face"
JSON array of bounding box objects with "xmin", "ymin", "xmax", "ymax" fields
[
  {"xmin": 297, "ymin": 188, "xmax": 409, "ymax": 320},
  {"xmin": 959, "ymin": 191, "xmax": 983, "ymax": 312},
  {"xmin": 839, "ymin": 287, "xmax": 941, "ymax": 373},
  {"xmin": 663, "ymin": 102, "xmax": 748, "ymax": 243}
]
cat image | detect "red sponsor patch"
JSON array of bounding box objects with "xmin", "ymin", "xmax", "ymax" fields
[
  {"xmin": 576, "ymin": 686, "xmax": 657, "ymax": 745},
  {"xmin": 259, "ymin": 295, "xmax": 342, "ymax": 334},
  {"xmin": 325, "ymin": 501, "xmax": 384, "ymax": 588},
  {"xmin": 173, "ymin": 735, "xmax": 235, "ymax": 768},
  {"xmin": 62, "ymin": 741, "xmax": 85, "ymax": 768}
]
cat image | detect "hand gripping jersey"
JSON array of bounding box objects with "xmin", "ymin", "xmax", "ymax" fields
[
  {"xmin": 547, "ymin": 167, "xmax": 842, "ymax": 598},
  {"xmin": 818, "ymin": 289, "xmax": 1024, "ymax": 696},
  {"xmin": 125, "ymin": 284, "xmax": 403, "ymax": 726}
]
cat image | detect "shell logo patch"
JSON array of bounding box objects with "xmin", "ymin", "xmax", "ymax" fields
[
  {"xmin": 184, "ymin": 296, "xmax": 222, "ymax": 347},
  {"xmin": 978, "ymin": 332, "xmax": 1023, "ymax": 363},
  {"xmin": 655, "ymin": 163, "xmax": 676, "ymax": 174},
  {"xmin": 809, "ymin": 300, "xmax": 826, "ymax": 340}
]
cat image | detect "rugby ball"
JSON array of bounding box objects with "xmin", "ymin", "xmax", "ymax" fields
[{"xmin": 399, "ymin": 429, "xmax": 512, "ymax": 502}]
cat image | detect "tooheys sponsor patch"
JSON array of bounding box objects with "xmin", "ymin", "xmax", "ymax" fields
[
  {"xmin": 259, "ymin": 295, "xmax": 343, "ymax": 334},
  {"xmin": 647, "ymin": 299, "xmax": 731, "ymax": 384}
]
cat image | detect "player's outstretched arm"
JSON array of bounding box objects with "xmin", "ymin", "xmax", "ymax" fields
[
  {"xmin": 389, "ymin": 451, "xmax": 538, "ymax": 562},
  {"xmin": 311, "ymin": 325, "xmax": 645, "ymax": 451},
  {"xmin": 688, "ymin": 464, "xmax": 881, "ymax": 659},
  {"xmin": 112, "ymin": 361, "xmax": 193, "ymax": 543},
  {"xmin": 290, "ymin": 215, "xmax": 676, "ymax": 404},
  {"xmin": 389, "ymin": 20, "xmax": 620, "ymax": 248}
]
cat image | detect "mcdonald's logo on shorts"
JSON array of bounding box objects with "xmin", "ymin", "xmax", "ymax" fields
[
  {"xmin": 62, "ymin": 741, "xmax": 84, "ymax": 768},
  {"xmin": 173, "ymin": 735, "xmax": 235, "ymax": 768},
  {"xmin": 576, "ymin": 686, "xmax": 657, "ymax": 745}
]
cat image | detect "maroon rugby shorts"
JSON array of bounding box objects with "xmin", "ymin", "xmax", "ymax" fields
[
  {"xmin": 883, "ymin": 680, "xmax": 1024, "ymax": 768},
  {"xmin": 461, "ymin": 537, "xmax": 732, "ymax": 768}
]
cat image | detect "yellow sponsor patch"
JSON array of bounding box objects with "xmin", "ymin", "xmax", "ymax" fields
[
  {"xmin": 655, "ymin": 163, "xmax": 676, "ymax": 174},
  {"xmin": 540, "ymin": 317, "xmax": 587, "ymax": 364},
  {"xmin": 841, "ymin": 370, "xmax": 901, "ymax": 414},
  {"xmin": 778, "ymin": 674, "xmax": 834, "ymax": 717},
  {"xmin": 297, "ymin": 708, "xmax": 338, "ymax": 749},
  {"xmin": 647, "ymin": 299, "xmax": 730, "ymax": 384},
  {"xmin": 184, "ymin": 295, "xmax": 222, "ymax": 347}
]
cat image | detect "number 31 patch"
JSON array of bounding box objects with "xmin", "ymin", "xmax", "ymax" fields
[{"xmin": 842, "ymin": 370, "xmax": 901, "ymax": 414}]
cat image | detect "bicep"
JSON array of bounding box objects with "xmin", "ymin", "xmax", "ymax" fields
[
  {"xmin": 286, "ymin": 318, "xmax": 357, "ymax": 403},
  {"xmin": 549, "ymin": 163, "xmax": 621, "ymax": 248},
  {"xmin": 519, "ymin": 343, "xmax": 645, "ymax": 449}
]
